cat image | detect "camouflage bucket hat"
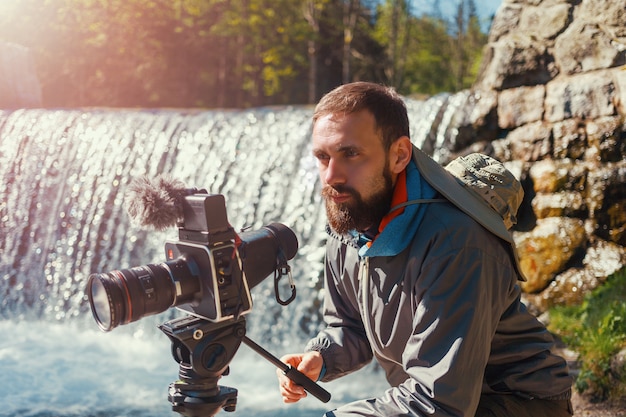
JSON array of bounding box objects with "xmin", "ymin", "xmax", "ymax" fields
[
  {"xmin": 412, "ymin": 147, "xmax": 527, "ymax": 281},
  {"xmin": 445, "ymin": 153, "xmax": 523, "ymax": 230}
]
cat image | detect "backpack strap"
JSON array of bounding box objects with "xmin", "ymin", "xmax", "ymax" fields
[{"xmin": 388, "ymin": 198, "xmax": 447, "ymax": 215}]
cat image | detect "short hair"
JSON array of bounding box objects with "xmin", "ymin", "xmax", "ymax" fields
[{"xmin": 312, "ymin": 82, "xmax": 410, "ymax": 151}]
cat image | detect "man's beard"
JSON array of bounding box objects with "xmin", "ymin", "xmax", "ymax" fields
[{"xmin": 322, "ymin": 168, "xmax": 394, "ymax": 235}]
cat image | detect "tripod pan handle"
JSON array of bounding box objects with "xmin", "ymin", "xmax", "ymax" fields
[{"xmin": 283, "ymin": 365, "xmax": 331, "ymax": 403}]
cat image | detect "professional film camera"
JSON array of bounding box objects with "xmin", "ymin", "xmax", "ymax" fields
[{"xmin": 85, "ymin": 177, "xmax": 330, "ymax": 416}]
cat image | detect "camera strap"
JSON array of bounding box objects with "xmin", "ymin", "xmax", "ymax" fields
[{"xmin": 274, "ymin": 251, "xmax": 296, "ymax": 306}]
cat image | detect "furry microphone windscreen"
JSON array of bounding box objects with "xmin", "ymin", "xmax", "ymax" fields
[{"xmin": 125, "ymin": 176, "xmax": 188, "ymax": 230}]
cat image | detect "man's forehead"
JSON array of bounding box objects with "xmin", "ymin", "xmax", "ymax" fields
[
  {"xmin": 313, "ymin": 111, "xmax": 377, "ymax": 133},
  {"xmin": 311, "ymin": 114, "xmax": 384, "ymax": 153},
  {"xmin": 313, "ymin": 112, "xmax": 348, "ymax": 128}
]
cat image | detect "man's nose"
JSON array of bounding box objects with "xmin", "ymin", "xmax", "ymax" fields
[{"xmin": 323, "ymin": 158, "xmax": 346, "ymax": 186}]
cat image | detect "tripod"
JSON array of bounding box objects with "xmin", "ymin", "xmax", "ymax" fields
[{"xmin": 159, "ymin": 314, "xmax": 331, "ymax": 417}]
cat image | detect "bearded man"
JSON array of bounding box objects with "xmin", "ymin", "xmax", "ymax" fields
[{"xmin": 276, "ymin": 82, "xmax": 573, "ymax": 417}]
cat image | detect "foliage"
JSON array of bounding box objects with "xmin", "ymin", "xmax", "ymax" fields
[
  {"xmin": 0, "ymin": 0, "xmax": 491, "ymax": 108},
  {"xmin": 549, "ymin": 267, "xmax": 626, "ymax": 401}
]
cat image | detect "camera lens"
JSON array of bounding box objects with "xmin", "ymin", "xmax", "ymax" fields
[
  {"xmin": 87, "ymin": 258, "xmax": 201, "ymax": 332},
  {"xmin": 89, "ymin": 277, "xmax": 113, "ymax": 330}
]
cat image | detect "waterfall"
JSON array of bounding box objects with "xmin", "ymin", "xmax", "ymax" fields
[
  {"xmin": 0, "ymin": 93, "xmax": 465, "ymax": 416},
  {"xmin": 0, "ymin": 107, "xmax": 325, "ymax": 331}
]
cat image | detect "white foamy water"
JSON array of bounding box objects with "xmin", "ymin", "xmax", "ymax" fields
[{"xmin": 0, "ymin": 319, "xmax": 386, "ymax": 417}]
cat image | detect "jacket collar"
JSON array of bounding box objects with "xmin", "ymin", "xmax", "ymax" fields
[{"xmin": 358, "ymin": 159, "xmax": 437, "ymax": 257}]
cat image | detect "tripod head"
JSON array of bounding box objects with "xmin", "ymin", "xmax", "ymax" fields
[
  {"xmin": 159, "ymin": 314, "xmax": 331, "ymax": 416},
  {"xmin": 160, "ymin": 315, "xmax": 245, "ymax": 416}
]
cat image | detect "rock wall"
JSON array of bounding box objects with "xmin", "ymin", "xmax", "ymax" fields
[{"xmin": 453, "ymin": 0, "xmax": 626, "ymax": 312}]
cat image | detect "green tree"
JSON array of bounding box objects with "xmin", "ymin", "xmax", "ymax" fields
[
  {"xmin": 372, "ymin": 0, "xmax": 413, "ymax": 90},
  {"xmin": 0, "ymin": 0, "xmax": 489, "ymax": 108},
  {"xmin": 0, "ymin": 0, "xmax": 211, "ymax": 106},
  {"xmin": 405, "ymin": 15, "xmax": 455, "ymax": 95},
  {"xmin": 303, "ymin": 0, "xmax": 329, "ymax": 103},
  {"xmin": 373, "ymin": 2, "xmax": 454, "ymax": 95},
  {"xmin": 312, "ymin": 0, "xmax": 385, "ymax": 93},
  {"xmin": 450, "ymin": 0, "xmax": 486, "ymax": 91}
]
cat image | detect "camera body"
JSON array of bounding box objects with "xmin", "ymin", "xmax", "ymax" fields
[
  {"xmin": 165, "ymin": 193, "xmax": 252, "ymax": 322},
  {"xmin": 87, "ymin": 188, "xmax": 297, "ymax": 332}
]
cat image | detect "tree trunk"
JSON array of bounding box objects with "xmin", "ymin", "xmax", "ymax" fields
[{"xmin": 342, "ymin": 0, "xmax": 358, "ymax": 84}]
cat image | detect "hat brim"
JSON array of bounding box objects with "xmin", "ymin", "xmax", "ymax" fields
[{"xmin": 412, "ymin": 146, "xmax": 527, "ymax": 281}]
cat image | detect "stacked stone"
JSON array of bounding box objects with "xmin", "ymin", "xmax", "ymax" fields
[{"xmin": 454, "ymin": 0, "xmax": 626, "ymax": 311}]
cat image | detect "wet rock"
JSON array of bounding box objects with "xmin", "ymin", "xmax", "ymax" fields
[
  {"xmin": 518, "ymin": 3, "xmax": 571, "ymax": 41},
  {"xmin": 583, "ymin": 239, "xmax": 626, "ymax": 277},
  {"xmin": 595, "ymin": 199, "xmax": 626, "ymax": 245},
  {"xmin": 545, "ymin": 71, "xmax": 618, "ymax": 123},
  {"xmin": 554, "ymin": 22, "xmax": 626, "ymax": 75},
  {"xmin": 487, "ymin": 3, "xmax": 522, "ymax": 42},
  {"xmin": 610, "ymin": 348, "xmax": 626, "ymax": 379},
  {"xmin": 526, "ymin": 267, "xmax": 601, "ymax": 311},
  {"xmin": 507, "ymin": 121, "xmax": 552, "ymax": 162},
  {"xmin": 552, "ymin": 119, "xmax": 587, "ymax": 159},
  {"xmin": 615, "ymin": 67, "xmax": 626, "ymax": 115},
  {"xmin": 528, "ymin": 159, "xmax": 589, "ymax": 218},
  {"xmin": 515, "ymin": 217, "xmax": 587, "ymax": 293},
  {"xmin": 578, "ymin": 0, "xmax": 626, "ymax": 38},
  {"xmin": 586, "ymin": 116, "xmax": 626, "ymax": 163},
  {"xmin": 449, "ymin": 90, "xmax": 499, "ymax": 151},
  {"xmin": 586, "ymin": 162, "xmax": 626, "ymax": 237},
  {"xmin": 523, "ymin": 239, "xmax": 626, "ymax": 311},
  {"xmin": 532, "ymin": 191, "xmax": 586, "ymax": 219},
  {"xmin": 528, "ymin": 159, "xmax": 575, "ymax": 193},
  {"xmin": 475, "ymin": 36, "xmax": 555, "ymax": 91},
  {"xmin": 498, "ymin": 85, "xmax": 545, "ymax": 129}
]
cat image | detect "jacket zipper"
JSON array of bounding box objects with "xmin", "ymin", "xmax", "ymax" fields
[{"xmin": 359, "ymin": 257, "xmax": 371, "ymax": 330}]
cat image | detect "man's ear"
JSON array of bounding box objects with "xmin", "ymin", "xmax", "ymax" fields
[{"xmin": 389, "ymin": 136, "xmax": 412, "ymax": 174}]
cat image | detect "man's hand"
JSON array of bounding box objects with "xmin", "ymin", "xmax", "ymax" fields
[{"xmin": 276, "ymin": 351, "xmax": 324, "ymax": 403}]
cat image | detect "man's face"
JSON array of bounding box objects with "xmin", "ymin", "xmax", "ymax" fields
[{"xmin": 312, "ymin": 110, "xmax": 395, "ymax": 234}]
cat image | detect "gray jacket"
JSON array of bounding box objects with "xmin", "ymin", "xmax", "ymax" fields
[{"xmin": 306, "ymin": 181, "xmax": 572, "ymax": 416}]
